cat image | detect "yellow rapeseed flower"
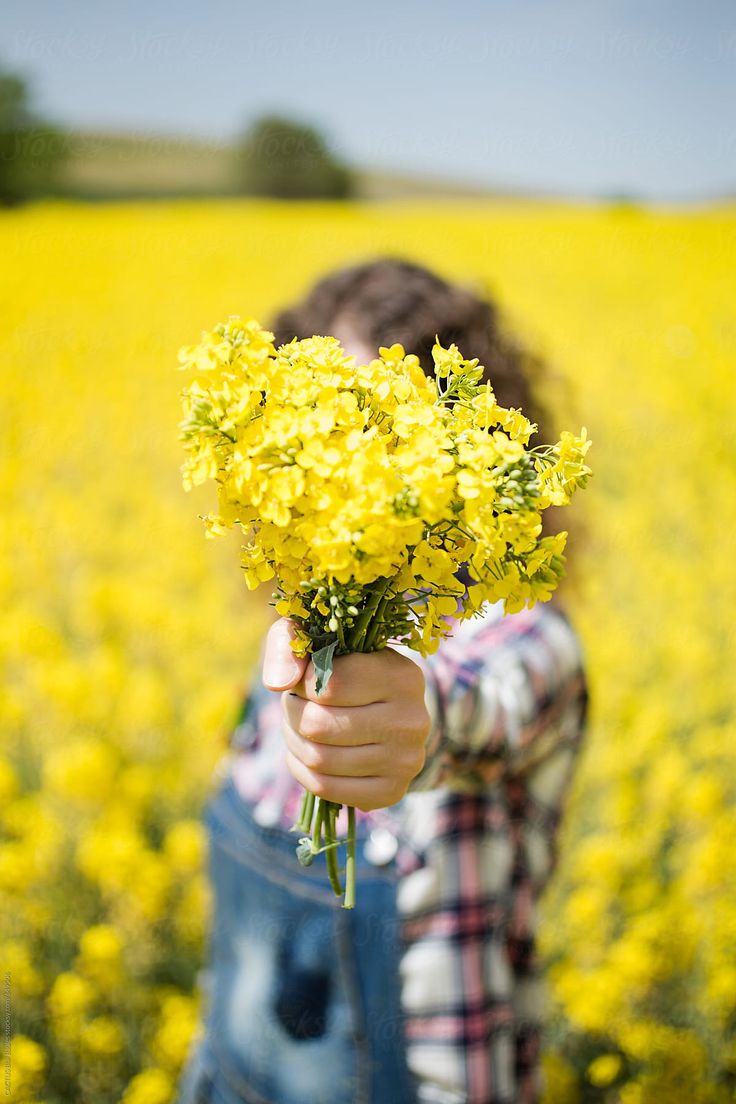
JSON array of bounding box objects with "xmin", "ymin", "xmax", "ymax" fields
[
  {"xmin": 586, "ymin": 1053, "xmax": 623, "ymax": 1087},
  {"xmin": 81, "ymin": 1015, "xmax": 125, "ymax": 1057},
  {"xmin": 163, "ymin": 820, "xmax": 206, "ymax": 874},
  {"xmin": 76, "ymin": 924, "xmax": 124, "ymax": 986},
  {"xmin": 121, "ymin": 1067, "xmax": 174, "ymax": 1104},
  {"xmin": 7, "ymin": 1035, "xmax": 47, "ymax": 1093},
  {"xmin": 47, "ymin": 972, "xmax": 95, "ymax": 1020},
  {"xmin": 43, "ymin": 737, "xmax": 119, "ymax": 804}
]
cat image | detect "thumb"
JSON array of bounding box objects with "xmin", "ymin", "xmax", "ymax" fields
[{"xmin": 262, "ymin": 618, "xmax": 308, "ymax": 691}]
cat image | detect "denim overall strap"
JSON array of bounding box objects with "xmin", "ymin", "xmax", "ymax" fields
[{"xmin": 177, "ymin": 772, "xmax": 418, "ymax": 1104}]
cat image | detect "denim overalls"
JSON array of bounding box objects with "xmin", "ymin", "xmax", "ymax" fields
[{"xmin": 176, "ymin": 767, "xmax": 419, "ymax": 1104}]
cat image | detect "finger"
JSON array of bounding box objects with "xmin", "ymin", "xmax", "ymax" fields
[
  {"xmin": 282, "ymin": 723, "xmax": 383, "ymax": 777},
  {"xmin": 262, "ymin": 619, "xmax": 308, "ymax": 692},
  {"xmin": 294, "ymin": 647, "xmax": 424, "ymax": 707},
  {"xmin": 282, "ymin": 695, "xmax": 391, "ymax": 747},
  {"xmin": 284, "ymin": 750, "xmax": 406, "ymax": 812}
]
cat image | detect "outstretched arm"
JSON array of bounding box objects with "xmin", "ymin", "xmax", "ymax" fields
[{"xmin": 261, "ymin": 605, "xmax": 588, "ymax": 805}]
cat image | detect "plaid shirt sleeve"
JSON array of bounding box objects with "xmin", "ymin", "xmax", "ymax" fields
[
  {"xmin": 395, "ymin": 602, "xmax": 589, "ymax": 1104},
  {"xmin": 407, "ymin": 601, "xmax": 589, "ymax": 793}
]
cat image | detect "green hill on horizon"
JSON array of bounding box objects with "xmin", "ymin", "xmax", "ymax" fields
[{"xmin": 53, "ymin": 129, "xmax": 562, "ymax": 202}]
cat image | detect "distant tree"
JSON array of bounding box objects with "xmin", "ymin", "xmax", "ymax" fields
[
  {"xmin": 0, "ymin": 64, "xmax": 66, "ymax": 206},
  {"xmin": 234, "ymin": 115, "xmax": 353, "ymax": 200}
]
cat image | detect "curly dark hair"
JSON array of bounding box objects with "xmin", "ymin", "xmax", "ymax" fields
[
  {"xmin": 272, "ymin": 257, "xmax": 556, "ymax": 443},
  {"xmin": 270, "ymin": 257, "xmax": 581, "ymax": 587}
]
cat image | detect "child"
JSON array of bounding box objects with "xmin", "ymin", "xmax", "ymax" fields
[{"xmin": 176, "ymin": 259, "xmax": 589, "ymax": 1104}]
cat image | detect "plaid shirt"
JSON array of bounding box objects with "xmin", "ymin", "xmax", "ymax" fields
[{"xmin": 226, "ymin": 600, "xmax": 588, "ymax": 1104}]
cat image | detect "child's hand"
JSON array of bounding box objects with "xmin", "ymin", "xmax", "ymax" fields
[{"xmin": 262, "ymin": 618, "xmax": 431, "ymax": 811}]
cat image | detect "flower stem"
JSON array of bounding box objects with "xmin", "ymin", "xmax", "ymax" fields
[
  {"xmin": 349, "ymin": 576, "xmax": 393, "ymax": 652},
  {"xmin": 343, "ymin": 806, "xmax": 356, "ymax": 910},
  {"xmin": 311, "ymin": 797, "xmax": 325, "ymax": 855},
  {"xmin": 295, "ymin": 574, "xmax": 398, "ymax": 907},
  {"xmin": 324, "ymin": 802, "xmax": 344, "ymax": 898},
  {"xmin": 296, "ymin": 789, "xmax": 315, "ymax": 834},
  {"xmin": 363, "ymin": 589, "xmax": 393, "ymax": 651}
]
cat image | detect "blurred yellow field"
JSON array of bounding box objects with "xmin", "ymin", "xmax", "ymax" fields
[{"xmin": 2, "ymin": 198, "xmax": 735, "ymax": 1103}]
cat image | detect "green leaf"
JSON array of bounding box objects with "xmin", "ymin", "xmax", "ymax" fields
[{"xmin": 312, "ymin": 639, "xmax": 338, "ymax": 696}]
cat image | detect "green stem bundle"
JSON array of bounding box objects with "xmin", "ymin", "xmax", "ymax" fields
[{"xmin": 292, "ymin": 576, "xmax": 395, "ymax": 908}]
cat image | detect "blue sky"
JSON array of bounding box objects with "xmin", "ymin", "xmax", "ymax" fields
[{"xmin": 2, "ymin": 0, "xmax": 734, "ymax": 199}]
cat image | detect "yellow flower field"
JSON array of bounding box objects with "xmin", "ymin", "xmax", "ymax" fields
[{"xmin": 2, "ymin": 198, "xmax": 735, "ymax": 1103}]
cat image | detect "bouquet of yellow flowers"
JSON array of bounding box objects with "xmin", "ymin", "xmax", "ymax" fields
[{"xmin": 178, "ymin": 317, "xmax": 591, "ymax": 907}]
